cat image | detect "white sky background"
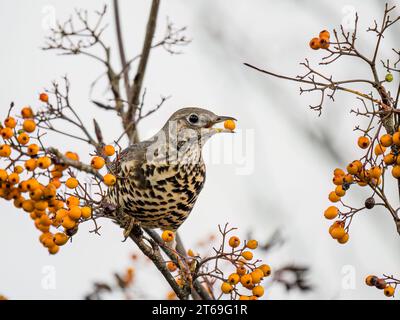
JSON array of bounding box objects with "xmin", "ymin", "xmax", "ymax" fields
[{"xmin": 0, "ymin": 0, "xmax": 399, "ymax": 299}]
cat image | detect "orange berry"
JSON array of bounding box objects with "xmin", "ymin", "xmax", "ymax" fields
[
  {"xmin": 167, "ymin": 262, "xmax": 177, "ymax": 272},
  {"xmin": 65, "ymin": 151, "xmax": 79, "ymax": 161},
  {"xmin": 62, "ymin": 215, "xmax": 76, "ymax": 229},
  {"xmin": 37, "ymin": 156, "xmax": 52, "ymax": 169},
  {"xmin": 335, "ymin": 185, "xmax": 346, "ymax": 197},
  {"xmin": 259, "ymin": 264, "xmax": 271, "ymax": 277},
  {"xmin": 319, "ymin": 37, "xmax": 329, "ymax": 49},
  {"xmin": 319, "ymin": 30, "xmax": 330, "ymax": 39},
  {"xmin": 236, "ymin": 265, "xmax": 246, "ymax": 276},
  {"xmin": 81, "ymin": 206, "xmax": 92, "ymax": 219},
  {"xmin": 250, "ymin": 269, "xmax": 264, "ymax": 284},
  {"xmin": 50, "ymin": 178, "xmax": 61, "ymax": 189},
  {"xmin": 68, "ymin": 206, "xmax": 82, "ymax": 220},
  {"xmin": 328, "ymin": 191, "xmax": 341, "ymax": 203},
  {"xmin": 0, "ymin": 169, "xmax": 8, "ymax": 182},
  {"xmin": 357, "ymin": 136, "xmax": 370, "ymax": 149},
  {"xmin": 22, "ymin": 200, "xmax": 35, "ymax": 212},
  {"xmin": 26, "ymin": 178, "xmax": 39, "ymax": 191},
  {"xmin": 14, "ymin": 165, "xmax": 24, "ymax": 174},
  {"xmin": 27, "ymin": 143, "xmax": 40, "ymax": 156},
  {"xmin": 66, "ymin": 177, "xmax": 79, "ymax": 189},
  {"xmin": 384, "ymin": 153, "xmax": 396, "ymax": 165},
  {"xmin": 246, "ymin": 239, "xmax": 258, "ymax": 250},
  {"xmin": 241, "ymin": 251, "xmax": 253, "ymax": 260},
  {"xmin": 55, "ymin": 209, "xmax": 68, "ymax": 223},
  {"xmin": 309, "ymin": 37, "xmax": 320, "ymax": 50},
  {"xmin": 8, "ymin": 173, "xmax": 19, "ymax": 185},
  {"xmin": 240, "ymin": 274, "xmax": 252, "ymax": 287},
  {"xmin": 35, "ymin": 200, "xmax": 48, "ymax": 211},
  {"xmin": 384, "ymin": 285, "xmax": 395, "ymax": 297},
  {"xmin": 17, "ymin": 132, "xmax": 30, "ymax": 145},
  {"xmin": 1, "ymin": 127, "xmax": 13, "ymax": 139},
  {"xmin": 53, "ymin": 233, "xmax": 69, "ymax": 246},
  {"xmin": 24, "ymin": 158, "xmax": 37, "ymax": 171},
  {"xmin": 103, "ymin": 173, "xmax": 116, "ymax": 186},
  {"xmin": 161, "ymin": 230, "xmax": 175, "ymax": 242},
  {"xmin": 252, "ymin": 285, "xmax": 265, "ymax": 297},
  {"xmin": 374, "ymin": 144, "xmax": 386, "ymax": 156},
  {"xmin": 228, "ymin": 236, "xmax": 241, "ymax": 248},
  {"xmin": 330, "ymin": 226, "xmax": 346, "ymax": 239},
  {"xmin": 4, "ymin": 117, "xmax": 16, "ymax": 128},
  {"xmin": 380, "ymin": 134, "xmax": 393, "ymax": 147},
  {"xmin": 21, "ymin": 106, "xmax": 34, "ymax": 119},
  {"xmin": 91, "ymin": 156, "xmax": 105, "ymax": 169},
  {"xmin": 392, "ymin": 165, "xmax": 400, "ymax": 179},
  {"xmin": 23, "ymin": 119, "xmax": 36, "ymax": 133},
  {"xmin": 39, "ymin": 93, "xmax": 49, "ymax": 103},
  {"xmin": 221, "ymin": 282, "xmax": 233, "ymax": 294},
  {"xmin": 370, "ymin": 166, "xmax": 382, "ymax": 179},
  {"xmin": 365, "ymin": 275, "xmax": 378, "ymax": 286},
  {"xmin": 0, "ymin": 144, "xmax": 11, "ymax": 157},
  {"xmin": 333, "ymin": 168, "xmax": 345, "ymax": 176},
  {"xmin": 332, "ymin": 175, "xmax": 344, "ymax": 185},
  {"xmin": 224, "ymin": 120, "xmax": 236, "ymax": 131},
  {"xmin": 343, "ymin": 174, "xmax": 354, "ymax": 184},
  {"xmin": 228, "ymin": 273, "xmax": 240, "ymax": 285},
  {"xmin": 324, "ymin": 206, "xmax": 339, "ymax": 220},
  {"xmin": 337, "ymin": 233, "xmax": 349, "ymax": 244},
  {"xmin": 347, "ymin": 161, "xmax": 362, "ymax": 175},
  {"xmin": 66, "ymin": 196, "xmax": 80, "ymax": 207},
  {"xmin": 239, "ymin": 295, "xmax": 250, "ymax": 300},
  {"xmin": 48, "ymin": 245, "xmax": 59, "ymax": 255},
  {"xmin": 393, "ymin": 132, "xmax": 400, "ymax": 146},
  {"xmin": 103, "ymin": 145, "xmax": 115, "ymax": 156}
]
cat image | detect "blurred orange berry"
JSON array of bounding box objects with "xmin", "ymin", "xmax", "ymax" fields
[
  {"xmin": 240, "ymin": 274, "xmax": 252, "ymax": 287},
  {"xmin": 259, "ymin": 264, "xmax": 271, "ymax": 277},
  {"xmin": 228, "ymin": 273, "xmax": 240, "ymax": 285},
  {"xmin": 161, "ymin": 230, "xmax": 174, "ymax": 242},
  {"xmin": 384, "ymin": 285, "xmax": 395, "ymax": 297},
  {"xmin": 357, "ymin": 136, "xmax": 370, "ymax": 149},
  {"xmin": 27, "ymin": 144, "xmax": 39, "ymax": 156},
  {"xmin": 384, "ymin": 153, "xmax": 396, "ymax": 165},
  {"xmin": 62, "ymin": 215, "xmax": 76, "ymax": 229},
  {"xmin": 103, "ymin": 173, "xmax": 116, "ymax": 186},
  {"xmin": 14, "ymin": 165, "xmax": 23, "ymax": 174},
  {"xmin": 39, "ymin": 93, "xmax": 49, "ymax": 103},
  {"xmin": 246, "ymin": 239, "xmax": 258, "ymax": 250},
  {"xmin": 4, "ymin": 116, "xmax": 16, "ymax": 128},
  {"xmin": 91, "ymin": 156, "xmax": 105, "ymax": 169},
  {"xmin": 53, "ymin": 233, "xmax": 69, "ymax": 246},
  {"xmin": 241, "ymin": 251, "xmax": 253, "ymax": 260},
  {"xmin": 337, "ymin": 233, "xmax": 349, "ymax": 244},
  {"xmin": 48, "ymin": 245, "xmax": 59, "ymax": 255},
  {"xmin": 330, "ymin": 226, "xmax": 346, "ymax": 239},
  {"xmin": 393, "ymin": 132, "xmax": 400, "ymax": 146},
  {"xmin": 221, "ymin": 282, "xmax": 233, "ymax": 294},
  {"xmin": 392, "ymin": 165, "xmax": 400, "ymax": 179},
  {"xmin": 24, "ymin": 158, "xmax": 37, "ymax": 171},
  {"xmin": 68, "ymin": 207, "xmax": 82, "ymax": 220},
  {"xmin": 23, "ymin": 119, "xmax": 36, "ymax": 133},
  {"xmin": 309, "ymin": 37, "xmax": 320, "ymax": 50},
  {"xmin": 22, "ymin": 200, "xmax": 35, "ymax": 212},
  {"xmin": 81, "ymin": 206, "xmax": 92, "ymax": 219},
  {"xmin": 319, "ymin": 30, "xmax": 330, "ymax": 39},
  {"xmin": 252, "ymin": 285, "xmax": 265, "ymax": 297},
  {"xmin": 324, "ymin": 206, "xmax": 339, "ymax": 220},
  {"xmin": 374, "ymin": 144, "xmax": 386, "ymax": 156},
  {"xmin": 335, "ymin": 185, "xmax": 346, "ymax": 197},
  {"xmin": 1, "ymin": 127, "xmax": 13, "ymax": 139},
  {"xmin": 21, "ymin": 106, "xmax": 34, "ymax": 119},
  {"xmin": 380, "ymin": 134, "xmax": 393, "ymax": 147},
  {"xmin": 0, "ymin": 144, "xmax": 11, "ymax": 157},
  {"xmin": 37, "ymin": 156, "xmax": 52, "ymax": 169},
  {"xmin": 228, "ymin": 236, "xmax": 240, "ymax": 248},
  {"xmin": 237, "ymin": 265, "xmax": 247, "ymax": 276},
  {"xmin": 65, "ymin": 151, "xmax": 79, "ymax": 161},
  {"xmin": 328, "ymin": 191, "xmax": 341, "ymax": 203},
  {"xmin": 66, "ymin": 196, "xmax": 79, "ymax": 207},
  {"xmin": 17, "ymin": 132, "xmax": 30, "ymax": 145},
  {"xmin": 66, "ymin": 177, "xmax": 79, "ymax": 189},
  {"xmin": 8, "ymin": 173, "xmax": 19, "ymax": 185},
  {"xmin": 103, "ymin": 145, "xmax": 115, "ymax": 156},
  {"xmin": 167, "ymin": 261, "xmax": 177, "ymax": 272}
]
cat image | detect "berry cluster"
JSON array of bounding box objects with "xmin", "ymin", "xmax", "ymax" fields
[
  {"xmin": 309, "ymin": 30, "xmax": 330, "ymax": 50},
  {"xmin": 0, "ymin": 94, "xmax": 118, "ymax": 254},
  {"xmin": 365, "ymin": 275, "xmax": 399, "ymax": 298}
]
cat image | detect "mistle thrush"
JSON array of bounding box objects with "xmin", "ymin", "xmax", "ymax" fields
[{"xmin": 107, "ymin": 107, "xmax": 235, "ymax": 232}]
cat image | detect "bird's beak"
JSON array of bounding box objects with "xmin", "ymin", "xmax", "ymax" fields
[{"xmin": 210, "ymin": 115, "xmax": 237, "ymax": 133}]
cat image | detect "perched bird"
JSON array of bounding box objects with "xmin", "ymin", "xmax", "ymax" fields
[{"xmin": 107, "ymin": 107, "xmax": 235, "ymax": 233}]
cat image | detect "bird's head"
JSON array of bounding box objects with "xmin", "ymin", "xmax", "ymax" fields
[{"xmin": 164, "ymin": 107, "xmax": 236, "ymax": 140}]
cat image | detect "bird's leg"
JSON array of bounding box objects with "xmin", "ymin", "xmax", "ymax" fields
[{"xmin": 121, "ymin": 215, "xmax": 142, "ymax": 241}]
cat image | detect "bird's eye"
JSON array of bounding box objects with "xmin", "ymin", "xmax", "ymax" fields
[{"xmin": 188, "ymin": 114, "xmax": 199, "ymax": 124}]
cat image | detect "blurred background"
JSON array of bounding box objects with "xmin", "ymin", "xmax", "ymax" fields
[{"xmin": 0, "ymin": 0, "xmax": 399, "ymax": 299}]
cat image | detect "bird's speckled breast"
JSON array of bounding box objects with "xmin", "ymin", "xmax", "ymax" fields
[{"xmin": 109, "ymin": 156, "xmax": 206, "ymax": 231}]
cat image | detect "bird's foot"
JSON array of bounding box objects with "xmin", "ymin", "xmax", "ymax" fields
[{"xmin": 121, "ymin": 216, "xmax": 142, "ymax": 242}]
